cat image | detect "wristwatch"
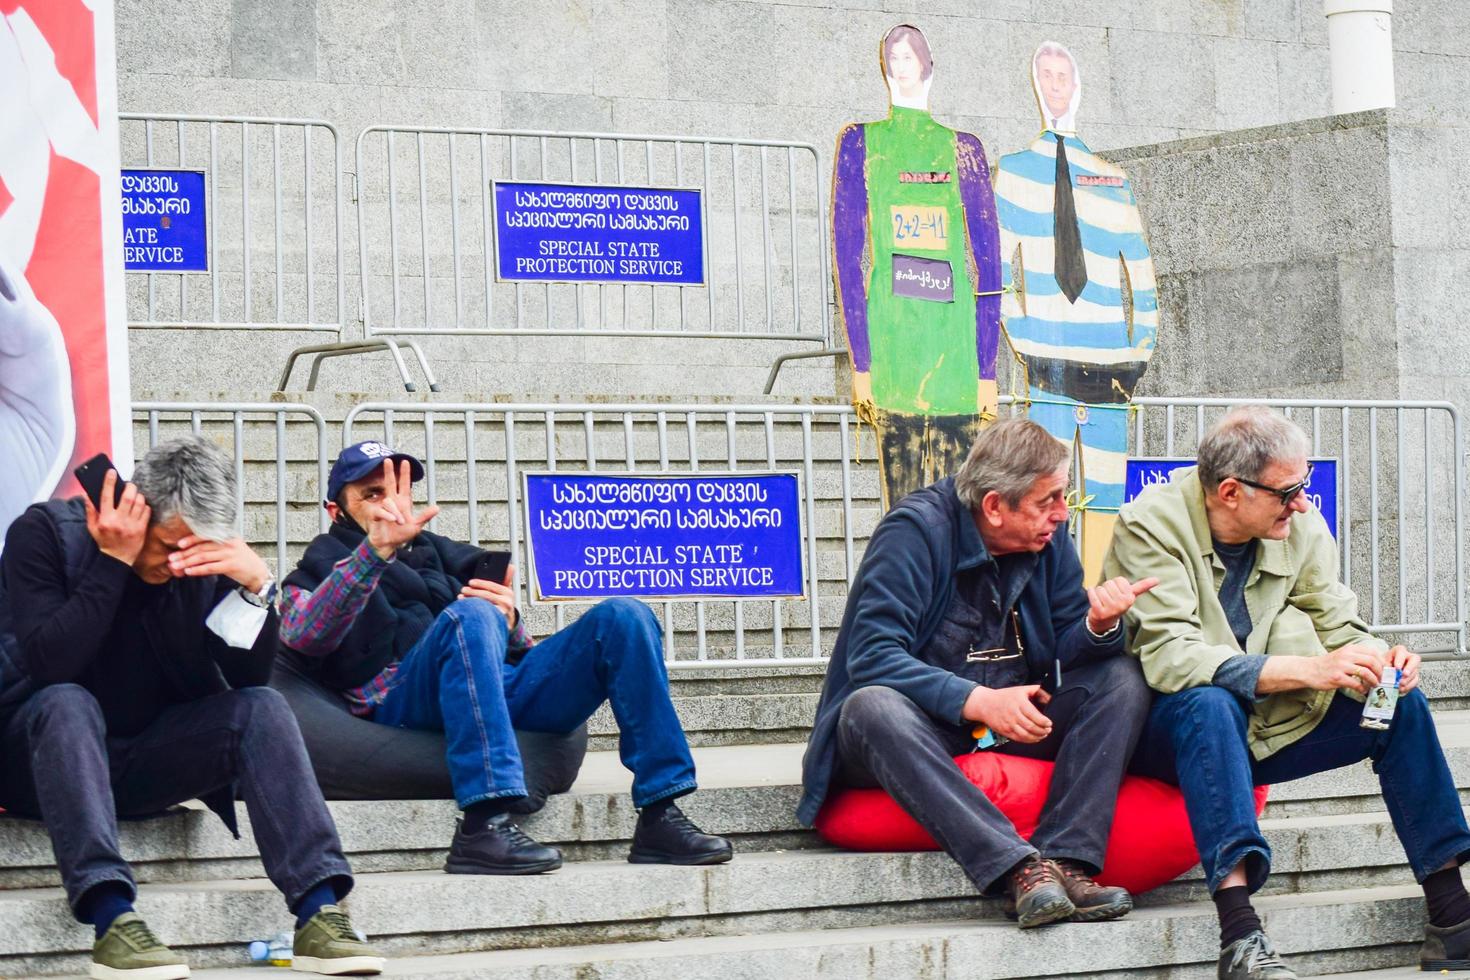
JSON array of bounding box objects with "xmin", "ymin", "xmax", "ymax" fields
[{"xmin": 239, "ymin": 578, "xmax": 278, "ymax": 609}]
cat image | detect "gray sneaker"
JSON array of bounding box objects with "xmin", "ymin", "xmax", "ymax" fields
[
  {"xmin": 90, "ymin": 912, "xmax": 189, "ymax": 980},
  {"xmin": 1217, "ymin": 930, "xmax": 1297, "ymax": 980}
]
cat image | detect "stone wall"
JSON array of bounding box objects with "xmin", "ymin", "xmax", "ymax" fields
[{"xmin": 115, "ymin": 0, "xmax": 1470, "ymax": 400}]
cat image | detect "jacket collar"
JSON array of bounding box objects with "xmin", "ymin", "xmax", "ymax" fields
[
  {"xmin": 947, "ymin": 481, "xmax": 990, "ymax": 572},
  {"xmin": 1178, "ymin": 467, "xmax": 1295, "ymax": 579}
]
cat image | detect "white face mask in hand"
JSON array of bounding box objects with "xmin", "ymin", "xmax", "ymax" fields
[{"xmin": 0, "ymin": 258, "xmax": 74, "ymax": 530}]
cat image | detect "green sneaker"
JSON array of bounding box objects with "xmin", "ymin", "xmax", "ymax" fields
[
  {"xmin": 291, "ymin": 905, "xmax": 384, "ymax": 976},
  {"xmin": 90, "ymin": 912, "xmax": 189, "ymax": 980}
]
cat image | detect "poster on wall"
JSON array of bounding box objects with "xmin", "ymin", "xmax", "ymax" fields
[{"xmin": 0, "ymin": 0, "xmax": 132, "ymax": 539}]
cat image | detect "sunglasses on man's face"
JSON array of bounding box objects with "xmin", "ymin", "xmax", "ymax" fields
[{"xmin": 1233, "ymin": 464, "xmax": 1313, "ymax": 506}]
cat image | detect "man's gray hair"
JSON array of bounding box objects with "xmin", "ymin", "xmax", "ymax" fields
[
  {"xmin": 1197, "ymin": 406, "xmax": 1311, "ymax": 492},
  {"xmin": 131, "ymin": 435, "xmax": 240, "ymax": 541},
  {"xmin": 955, "ymin": 418, "xmax": 1070, "ymax": 509}
]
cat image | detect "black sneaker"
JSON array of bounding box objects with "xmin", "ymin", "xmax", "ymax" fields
[
  {"xmin": 627, "ymin": 802, "xmax": 733, "ymax": 865},
  {"xmin": 1422, "ymin": 915, "xmax": 1470, "ymax": 970},
  {"xmin": 443, "ymin": 815, "xmax": 562, "ymax": 875},
  {"xmin": 1217, "ymin": 930, "xmax": 1297, "ymax": 980}
]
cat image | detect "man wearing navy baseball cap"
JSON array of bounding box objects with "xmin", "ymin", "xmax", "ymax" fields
[{"xmin": 277, "ymin": 441, "xmax": 732, "ymax": 874}]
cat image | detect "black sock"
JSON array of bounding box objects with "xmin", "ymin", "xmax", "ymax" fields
[
  {"xmin": 463, "ymin": 798, "xmax": 513, "ymax": 834},
  {"xmin": 79, "ymin": 881, "xmax": 134, "ymax": 940},
  {"xmin": 640, "ymin": 797, "xmax": 676, "ymax": 821},
  {"xmin": 1214, "ymin": 885, "xmax": 1262, "ymax": 948},
  {"xmin": 1425, "ymin": 866, "xmax": 1470, "ymax": 928},
  {"xmin": 291, "ymin": 880, "xmax": 337, "ymax": 930}
]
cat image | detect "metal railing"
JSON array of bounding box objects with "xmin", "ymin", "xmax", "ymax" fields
[
  {"xmin": 132, "ymin": 402, "xmax": 329, "ymax": 577},
  {"xmin": 339, "ymin": 126, "xmax": 833, "ymax": 390},
  {"xmin": 339, "ymin": 397, "xmax": 1467, "ymax": 663},
  {"xmin": 343, "ymin": 401, "xmax": 864, "ymax": 665},
  {"xmin": 119, "ymin": 114, "xmax": 346, "ymax": 336}
]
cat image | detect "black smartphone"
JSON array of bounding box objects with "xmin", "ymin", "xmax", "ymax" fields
[
  {"xmin": 74, "ymin": 453, "xmax": 126, "ymax": 509},
  {"xmin": 473, "ymin": 550, "xmax": 512, "ymax": 586}
]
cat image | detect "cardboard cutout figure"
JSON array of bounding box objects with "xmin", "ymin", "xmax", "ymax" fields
[
  {"xmin": 994, "ymin": 41, "xmax": 1158, "ymax": 578},
  {"xmin": 832, "ymin": 24, "xmax": 1002, "ymax": 509}
]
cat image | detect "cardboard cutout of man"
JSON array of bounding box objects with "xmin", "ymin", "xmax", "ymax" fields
[
  {"xmin": 832, "ymin": 24, "xmax": 1003, "ymax": 510},
  {"xmin": 993, "ymin": 41, "xmax": 1159, "ymax": 579}
]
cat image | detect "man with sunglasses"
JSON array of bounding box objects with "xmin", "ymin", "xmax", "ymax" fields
[
  {"xmin": 799, "ymin": 418, "xmax": 1158, "ymax": 930},
  {"xmin": 1105, "ymin": 406, "xmax": 1468, "ymax": 980}
]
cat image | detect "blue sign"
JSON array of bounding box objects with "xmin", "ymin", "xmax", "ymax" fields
[
  {"xmin": 121, "ymin": 170, "xmax": 208, "ymax": 272},
  {"xmin": 1125, "ymin": 458, "xmax": 1340, "ymax": 538},
  {"xmin": 493, "ymin": 181, "xmax": 705, "ymax": 285},
  {"xmin": 522, "ymin": 472, "xmax": 803, "ymax": 600}
]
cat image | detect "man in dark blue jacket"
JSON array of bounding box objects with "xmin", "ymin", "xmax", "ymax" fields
[{"xmin": 799, "ymin": 418, "xmax": 1156, "ymax": 928}]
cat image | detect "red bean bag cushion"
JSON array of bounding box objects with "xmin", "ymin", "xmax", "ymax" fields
[{"xmin": 814, "ymin": 752, "xmax": 1269, "ymax": 895}]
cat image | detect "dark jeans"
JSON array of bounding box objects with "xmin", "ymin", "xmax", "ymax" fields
[
  {"xmin": 1130, "ymin": 685, "xmax": 1470, "ymax": 894},
  {"xmin": 0, "ymin": 684, "xmax": 353, "ymax": 921},
  {"xmin": 875, "ymin": 410, "xmax": 984, "ymax": 508},
  {"xmin": 833, "ymin": 656, "xmax": 1151, "ymax": 893},
  {"xmin": 373, "ymin": 597, "xmax": 697, "ymax": 809}
]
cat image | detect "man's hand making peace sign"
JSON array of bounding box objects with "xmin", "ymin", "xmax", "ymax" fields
[{"xmin": 359, "ymin": 459, "xmax": 439, "ymax": 561}]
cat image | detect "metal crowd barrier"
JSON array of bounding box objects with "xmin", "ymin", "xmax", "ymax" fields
[
  {"xmin": 315, "ymin": 126, "xmax": 833, "ymax": 391},
  {"xmin": 132, "ymin": 402, "xmax": 329, "ymax": 578},
  {"xmin": 342, "ymin": 401, "xmax": 863, "ymax": 665},
  {"xmin": 117, "ymin": 114, "xmax": 360, "ymax": 392},
  {"xmin": 339, "ymin": 397, "xmax": 1468, "ymax": 664}
]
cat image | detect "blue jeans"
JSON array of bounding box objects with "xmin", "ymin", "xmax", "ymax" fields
[
  {"xmin": 373, "ymin": 596, "xmax": 697, "ymax": 809},
  {"xmin": 1131, "ymin": 684, "xmax": 1470, "ymax": 894}
]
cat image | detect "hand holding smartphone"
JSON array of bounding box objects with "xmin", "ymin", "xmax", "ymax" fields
[
  {"xmin": 74, "ymin": 452, "xmax": 126, "ymax": 509},
  {"xmin": 473, "ymin": 550, "xmax": 512, "ymax": 586}
]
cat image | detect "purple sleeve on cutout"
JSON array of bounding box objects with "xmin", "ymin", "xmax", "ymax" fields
[
  {"xmin": 955, "ymin": 131, "xmax": 1002, "ymax": 382},
  {"xmin": 832, "ymin": 125, "xmax": 872, "ymax": 373}
]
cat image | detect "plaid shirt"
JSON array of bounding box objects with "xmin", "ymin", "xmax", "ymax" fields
[{"xmin": 280, "ymin": 539, "xmax": 535, "ymax": 715}]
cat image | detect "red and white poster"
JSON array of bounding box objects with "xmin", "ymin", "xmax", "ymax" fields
[{"xmin": 0, "ymin": 0, "xmax": 131, "ymax": 536}]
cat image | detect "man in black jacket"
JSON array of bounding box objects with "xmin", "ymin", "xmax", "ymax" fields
[
  {"xmin": 279, "ymin": 441, "xmax": 731, "ymax": 875},
  {"xmin": 0, "ymin": 437, "xmax": 381, "ymax": 979},
  {"xmin": 800, "ymin": 418, "xmax": 1156, "ymax": 928}
]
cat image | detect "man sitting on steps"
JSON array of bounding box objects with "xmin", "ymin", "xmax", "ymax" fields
[
  {"xmin": 1106, "ymin": 406, "xmax": 1470, "ymax": 979},
  {"xmin": 798, "ymin": 418, "xmax": 1157, "ymax": 928},
  {"xmin": 0, "ymin": 436, "xmax": 381, "ymax": 979},
  {"xmin": 279, "ymin": 441, "xmax": 732, "ymax": 874}
]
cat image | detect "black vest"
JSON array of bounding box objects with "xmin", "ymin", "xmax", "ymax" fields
[{"xmin": 281, "ymin": 523, "xmax": 482, "ymax": 690}]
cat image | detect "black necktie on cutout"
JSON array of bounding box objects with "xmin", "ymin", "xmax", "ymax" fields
[{"xmin": 1052, "ymin": 133, "xmax": 1087, "ymax": 305}]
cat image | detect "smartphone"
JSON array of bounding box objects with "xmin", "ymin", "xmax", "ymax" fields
[
  {"xmin": 473, "ymin": 550, "xmax": 512, "ymax": 586},
  {"xmin": 74, "ymin": 453, "xmax": 126, "ymax": 509}
]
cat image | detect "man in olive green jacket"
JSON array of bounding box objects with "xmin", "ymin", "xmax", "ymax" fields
[{"xmin": 1105, "ymin": 406, "xmax": 1470, "ymax": 980}]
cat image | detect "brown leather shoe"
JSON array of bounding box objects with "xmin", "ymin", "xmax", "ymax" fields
[
  {"xmin": 1006, "ymin": 857, "xmax": 1075, "ymax": 928},
  {"xmin": 1050, "ymin": 858, "xmax": 1134, "ymax": 922}
]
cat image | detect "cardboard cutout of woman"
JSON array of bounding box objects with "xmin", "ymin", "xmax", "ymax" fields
[
  {"xmin": 831, "ymin": 24, "xmax": 1002, "ymax": 510},
  {"xmin": 993, "ymin": 41, "xmax": 1159, "ymax": 578}
]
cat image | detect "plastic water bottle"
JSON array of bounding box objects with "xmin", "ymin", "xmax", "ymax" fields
[{"xmin": 246, "ymin": 932, "xmax": 293, "ymax": 967}]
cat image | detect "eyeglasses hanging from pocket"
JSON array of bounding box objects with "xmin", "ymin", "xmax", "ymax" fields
[{"xmin": 966, "ymin": 610, "xmax": 1025, "ymax": 663}]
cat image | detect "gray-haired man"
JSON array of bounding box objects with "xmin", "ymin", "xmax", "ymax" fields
[
  {"xmin": 799, "ymin": 418, "xmax": 1157, "ymax": 928},
  {"xmin": 0, "ymin": 437, "xmax": 382, "ymax": 979},
  {"xmin": 1108, "ymin": 406, "xmax": 1470, "ymax": 979}
]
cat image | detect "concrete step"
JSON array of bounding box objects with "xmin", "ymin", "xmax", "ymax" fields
[
  {"xmin": 25, "ymin": 884, "xmax": 1433, "ymax": 979},
  {"xmin": 5, "ymin": 714, "xmax": 1469, "ymax": 890},
  {"xmin": 599, "ymin": 661, "xmax": 1469, "ymax": 749}
]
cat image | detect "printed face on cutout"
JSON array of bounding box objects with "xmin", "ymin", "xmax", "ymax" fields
[
  {"xmin": 1029, "ymin": 41, "xmax": 1082, "ymax": 131},
  {"xmin": 1036, "ymin": 52, "xmax": 1076, "ymax": 120},
  {"xmin": 886, "ymin": 38, "xmax": 924, "ymax": 98},
  {"xmin": 881, "ymin": 24, "xmax": 933, "ymax": 111}
]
